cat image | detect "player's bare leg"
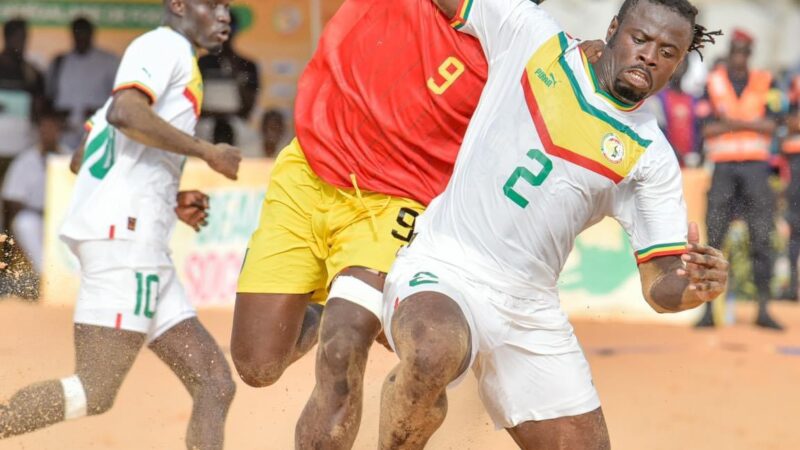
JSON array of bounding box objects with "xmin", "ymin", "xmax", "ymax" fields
[
  {"xmin": 231, "ymin": 293, "xmax": 322, "ymax": 386},
  {"xmin": 506, "ymin": 408, "xmax": 610, "ymax": 450},
  {"xmin": 296, "ymin": 267, "xmax": 383, "ymax": 449},
  {"xmin": 378, "ymin": 292, "xmax": 471, "ymax": 450},
  {"xmin": 0, "ymin": 324, "xmax": 145, "ymax": 438},
  {"xmin": 149, "ymin": 317, "xmax": 235, "ymax": 450}
]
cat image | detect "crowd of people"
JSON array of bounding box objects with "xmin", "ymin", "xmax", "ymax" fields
[{"xmin": 0, "ymin": 15, "xmax": 287, "ymax": 291}]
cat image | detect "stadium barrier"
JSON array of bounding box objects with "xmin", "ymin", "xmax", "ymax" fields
[{"xmin": 43, "ymin": 156, "xmax": 707, "ymax": 324}]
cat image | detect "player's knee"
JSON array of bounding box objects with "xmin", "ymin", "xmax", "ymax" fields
[
  {"xmin": 393, "ymin": 297, "xmax": 469, "ymax": 384},
  {"xmin": 195, "ymin": 369, "xmax": 237, "ymax": 405},
  {"xmin": 318, "ymin": 324, "xmax": 372, "ymax": 390},
  {"xmin": 232, "ymin": 356, "xmax": 288, "ymax": 388},
  {"xmin": 395, "ymin": 321, "xmax": 467, "ymax": 388}
]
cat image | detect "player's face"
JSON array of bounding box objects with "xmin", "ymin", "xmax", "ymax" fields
[
  {"xmin": 603, "ymin": 2, "xmax": 693, "ymax": 104},
  {"xmin": 184, "ymin": 0, "xmax": 232, "ymax": 52}
]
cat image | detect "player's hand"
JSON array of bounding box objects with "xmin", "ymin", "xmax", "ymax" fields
[
  {"xmin": 205, "ymin": 143, "xmax": 242, "ymax": 180},
  {"xmin": 175, "ymin": 190, "xmax": 210, "ymax": 232},
  {"xmin": 579, "ymin": 39, "xmax": 605, "ymax": 64},
  {"xmin": 676, "ymin": 222, "xmax": 729, "ymax": 302}
]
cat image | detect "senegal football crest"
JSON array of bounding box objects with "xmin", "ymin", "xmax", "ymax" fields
[{"xmin": 601, "ymin": 133, "xmax": 625, "ymax": 164}]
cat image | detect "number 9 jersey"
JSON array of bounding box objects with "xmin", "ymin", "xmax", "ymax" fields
[{"xmin": 294, "ymin": 0, "xmax": 487, "ymax": 206}]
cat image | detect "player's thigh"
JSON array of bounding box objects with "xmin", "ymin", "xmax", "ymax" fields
[
  {"xmin": 474, "ymin": 339, "xmax": 601, "ymax": 431},
  {"xmin": 383, "ymin": 256, "xmax": 473, "ymax": 380},
  {"xmin": 321, "ymin": 266, "xmax": 386, "ymax": 337},
  {"xmin": 231, "ymin": 292, "xmax": 314, "ymax": 361},
  {"xmin": 507, "ymin": 408, "xmax": 610, "ymax": 450},
  {"xmin": 237, "ymin": 140, "xmax": 327, "ymax": 296}
]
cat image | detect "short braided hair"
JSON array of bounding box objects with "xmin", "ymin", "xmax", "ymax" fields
[{"xmin": 617, "ymin": 0, "xmax": 722, "ymax": 60}]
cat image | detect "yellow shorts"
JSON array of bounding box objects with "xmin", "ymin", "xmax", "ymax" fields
[{"xmin": 237, "ymin": 139, "xmax": 426, "ymax": 304}]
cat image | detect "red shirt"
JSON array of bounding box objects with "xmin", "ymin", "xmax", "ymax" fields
[{"xmin": 295, "ymin": 0, "xmax": 487, "ymax": 205}]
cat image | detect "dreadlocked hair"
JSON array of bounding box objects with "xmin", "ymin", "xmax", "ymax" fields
[{"xmin": 617, "ymin": 0, "xmax": 722, "ymax": 60}]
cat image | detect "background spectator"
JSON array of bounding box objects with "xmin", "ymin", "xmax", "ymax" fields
[
  {"xmin": 46, "ymin": 17, "xmax": 119, "ymax": 150},
  {"xmin": 260, "ymin": 109, "xmax": 287, "ymax": 158},
  {"xmin": 1, "ymin": 105, "xmax": 69, "ymax": 275},
  {"xmin": 780, "ymin": 73, "xmax": 800, "ymax": 301},
  {"xmin": 198, "ymin": 11, "xmax": 259, "ymax": 121},
  {"xmin": 0, "ymin": 18, "xmax": 45, "ymax": 210},
  {"xmin": 697, "ymin": 29, "xmax": 783, "ymax": 330},
  {"xmin": 648, "ymin": 58, "xmax": 702, "ymax": 167}
]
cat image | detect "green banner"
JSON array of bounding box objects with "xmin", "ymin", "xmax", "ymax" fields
[{"xmin": 0, "ymin": 1, "xmax": 252, "ymax": 31}]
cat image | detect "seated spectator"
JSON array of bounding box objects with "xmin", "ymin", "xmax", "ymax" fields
[
  {"xmin": 46, "ymin": 17, "xmax": 119, "ymax": 150},
  {"xmin": 2, "ymin": 107, "xmax": 69, "ymax": 274},
  {"xmin": 198, "ymin": 11, "xmax": 259, "ymax": 120},
  {"xmin": 0, "ymin": 19, "xmax": 45, "ymax": 196},
  {"xmin": 260, "ymin": 109, "xmax": 287, "ymax": 158}
]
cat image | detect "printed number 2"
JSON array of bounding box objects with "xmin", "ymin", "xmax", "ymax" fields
[
  {"xmin": 427, "ymin": 56, "xmax": 465, "ymax": 95},
  {"xmin": 135, "ymin": 272, "xmax": 160, "ymax": 318},
  {"xmin": 503, "ymin": 149, "xmax": 553, "ymax": 208}
]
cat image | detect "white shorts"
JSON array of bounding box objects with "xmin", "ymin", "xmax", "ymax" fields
[
  {"xmin": 70, "ymin": 240, "xmax": 196, "ymax": 343},
  {"xmin": 383, "ymin": 252, "xmax": 601, "ymax": 429}
]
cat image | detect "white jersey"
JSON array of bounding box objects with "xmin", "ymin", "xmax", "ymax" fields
[
  {"xmin": 409, "ymin": 0, "xmax": 688, "ymax": 299},
  {"xmin": 60, "ymin": 27, "xmax": 204, "ymax": 251}
]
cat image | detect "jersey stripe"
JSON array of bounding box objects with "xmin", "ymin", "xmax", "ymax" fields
[
  {"xmin": 112, "ymin": 82, "xmax": 157, "ymax": 104},
  {"xmin": 521, "ymin": 32, "xmax": 651, "ymax": 183},
  {"xmin": 556, "ymin": 34, "xmax": 651, "ymax": 148},
  {"xmin": 450, "ymin": 0, "xmax": 474, "ymax": 29},
  {"xmin": 579, "ymin": 50, "xmax": 643, "ymax": 112},
  {"xmin": 522, "ymin": 73, "xmax": 624, "ymax": 183},
  {"xmin": 635, "ymin": 242, "xmax": 688, "ymax": 264}
]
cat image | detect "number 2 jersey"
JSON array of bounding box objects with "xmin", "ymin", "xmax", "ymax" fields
[
  {"xmin": 294, "ymin": 0, "xmax": 487, "ymax": 206},
  {"xmin": 409, "ymin": 0, "xmax": 688, "ymax": 299},
  {"xmin": 60, "ymin": 27, "xmax": 204, "ymax": 252}
]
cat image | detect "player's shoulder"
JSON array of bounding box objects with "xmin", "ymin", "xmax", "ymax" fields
[
  {"xmin": 628, "ymin": 112, "xmax": 679, "ymax": 170},
  {"xmin": 128, "ymin": 27, "xmax": 187, "ymax": 54}
]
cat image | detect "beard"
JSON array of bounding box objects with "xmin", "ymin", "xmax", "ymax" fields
[{"xmin": 613, "ymin": 78, "xmax": 648, "ymax": 104}]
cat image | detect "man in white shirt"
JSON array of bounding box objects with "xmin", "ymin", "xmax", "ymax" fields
[
  {"xmin": 1, "ymin": 107, "xmax": 69, "ymax": 274},
  {"xmin": 379, "ymin": 0, "xmax": 727, "ymax": 448},
  {"xmin": 46, "ymin": 17, "xmax": 120, "ymax": 150},
  {"xmin": 0, "ymin": 1, "xmax": 241, "ymax": 448}
]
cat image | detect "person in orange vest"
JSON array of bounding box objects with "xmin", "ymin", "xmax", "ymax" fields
[
  {"xmin": 696, "ymin": 29, "xmax": 783, "ymax": 329},
  {"xmin": 781, "ymin": 74, "xmax": 800, "ymax": 301}
]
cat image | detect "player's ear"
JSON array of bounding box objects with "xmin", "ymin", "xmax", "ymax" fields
[
  {"xmin": 606, "ymin": 16, "xmax": 619, "ymax": 43},
  {"xmin": 166, "ymin": 0, "xmax": 187, "ymax": 17}
]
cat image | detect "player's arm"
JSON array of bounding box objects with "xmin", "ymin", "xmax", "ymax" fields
[
  {"xmin": 69, "ymin": 132, "xmax": 88, "ymax": 174},
  {"xmin": 637, "ymin": 223, "xmax": 728, "ymax": 313},
  {"xmin": 106, "ymin": 89, "xmax": 241, "ymax": 180}
]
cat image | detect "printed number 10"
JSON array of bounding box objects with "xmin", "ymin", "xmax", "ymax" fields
[{"xmin": 503, "ymin": 149, "xmax": 553, "ymax": 208}]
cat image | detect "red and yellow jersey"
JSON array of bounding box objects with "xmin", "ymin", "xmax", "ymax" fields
[{"xmin": 294, "ymin": 0, "xmax": 487, "ymax": 205}]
